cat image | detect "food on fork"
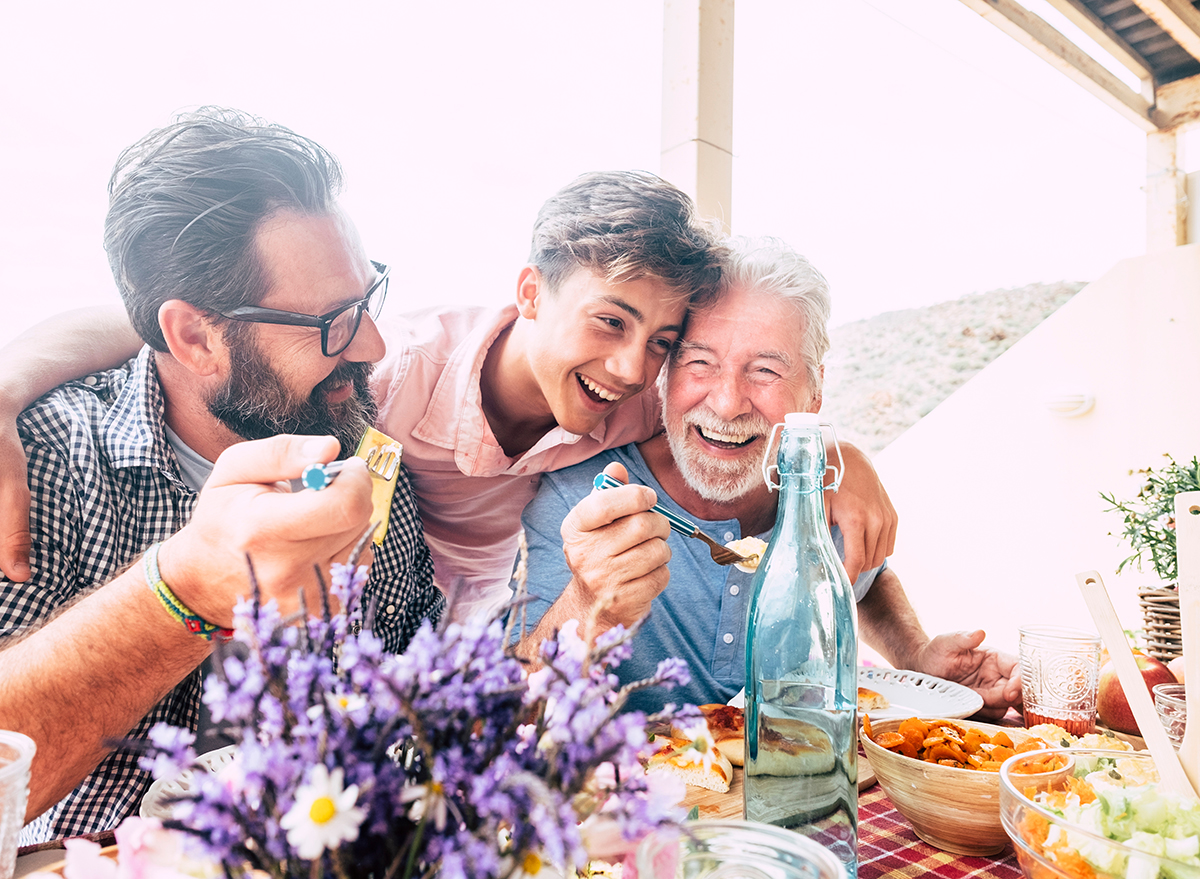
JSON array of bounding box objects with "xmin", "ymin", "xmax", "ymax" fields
[
  {"xmin": 646, "ymin": 735, "xmax": 733, "ymax": 793},
  {"xmin": 725, "ymin": 536, "xmax": 767, "ymax": 573}
]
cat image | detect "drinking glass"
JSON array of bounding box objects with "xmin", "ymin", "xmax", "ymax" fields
[
  {"xmin": 1019, "ymin": 626, "xmax": 1102, "ymax": 736},
  {"xmin": 1154, "ymin": 682, "xmax": 1187, "ymax": 749},
  {"xmin": 0, "ymin": 731, "xmax": 35, "ymax": 879}
]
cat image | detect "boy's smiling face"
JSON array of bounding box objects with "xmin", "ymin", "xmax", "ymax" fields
[{"xmin": 518, "ymin": 267, "xmax": 688, "ymax": 437}]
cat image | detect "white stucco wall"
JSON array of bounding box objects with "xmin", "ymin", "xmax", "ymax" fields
[{"xmin": 870, "ymin": 244, "xmax": 1200, "ymax": 656}]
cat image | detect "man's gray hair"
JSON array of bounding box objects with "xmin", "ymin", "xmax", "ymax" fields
[
  {"xmin": 720, "ymin": 235, "xmax": 831, "ymax": 393},
  {"xmin": 104, "ymin": 107, "xmax": 343, "ymax": 352}
]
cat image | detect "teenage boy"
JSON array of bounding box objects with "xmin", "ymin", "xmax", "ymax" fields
[{"xmin": 0, "ymin": 166, "xmax": 897, "ymax": 619}]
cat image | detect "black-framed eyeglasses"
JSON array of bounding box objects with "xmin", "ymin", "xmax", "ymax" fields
[{"xmin": 214, "ymin": 261, "xmax": 390, "ymax": 357}]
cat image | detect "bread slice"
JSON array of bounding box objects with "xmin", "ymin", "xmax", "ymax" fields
[
  {"xmin": 646, "ymin": 735, "xmax": 733, "ymax": 793},
  {"xmin": 857, "ymin": 686, "xmax": 890, "ymax": 712},
  {"xmin": 747, "ymin": 715, "xmax": 836, "ymax": 777}
]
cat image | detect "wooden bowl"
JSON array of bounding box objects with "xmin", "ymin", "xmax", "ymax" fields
[{"xmin": 860, "ymin": 717, "xmax": 1036, "ymax": 856}]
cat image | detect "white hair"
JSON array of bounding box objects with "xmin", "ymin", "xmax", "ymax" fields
[{"xmin": 715, "ymin": 235, "xmax": 832, "ymax": 393}]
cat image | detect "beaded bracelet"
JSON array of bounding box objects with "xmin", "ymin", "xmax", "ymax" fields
[{"xmin": 143, "ymin": 541, "xmax": 233, "ymax": 640}]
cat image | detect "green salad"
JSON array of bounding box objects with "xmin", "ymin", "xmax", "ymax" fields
[{"xmin": 1019, "ymin": 752, "xmax": 1200, "ymax": 879}]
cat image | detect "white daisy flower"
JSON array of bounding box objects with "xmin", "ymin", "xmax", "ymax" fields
[
  {"xmin": 674, "ymin": 719, "xmax": 716, "ymax": 773},
  {"xmin": 399, "ymin": 780, "xmax": 449, "ymax": 831},
  {"xmin": 305, "ymin": 691, "xmax": 368, "ymax": 723},
  {"xmin": 279, "ymin": 765, "xmax": 365, "ymax": 860}
]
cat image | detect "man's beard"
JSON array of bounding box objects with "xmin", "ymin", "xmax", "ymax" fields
[
  {"xmin": 663, "ymin": 404, "xmax": 772, "ymax": 503},
  {"xmin": 207, "ymin": 340, "xmax": 378, "ymax": 458}
]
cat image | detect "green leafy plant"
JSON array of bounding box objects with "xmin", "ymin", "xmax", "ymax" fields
[{"xmin": 1101, "ymin": 454, "xmax": 1200, "ymax": 583}]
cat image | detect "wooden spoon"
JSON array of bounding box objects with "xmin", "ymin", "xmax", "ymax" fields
[
  {"xmin": 1174, "ymin": 491, "xmax": 1200, "ymax": 793},
  {"xmin": 1077, "ymin": 570, "xmax": 1197, "ymax": 799}
]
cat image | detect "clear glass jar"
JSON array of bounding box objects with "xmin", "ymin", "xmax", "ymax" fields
[{"xmin": 676, "ymin": 819, "xmax": 848, "ymax": 879}]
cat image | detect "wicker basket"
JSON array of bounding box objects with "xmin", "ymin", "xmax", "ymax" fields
[{"xmin": 1138, "ymin": 584, "xmax": 1182, "ymax": 661}]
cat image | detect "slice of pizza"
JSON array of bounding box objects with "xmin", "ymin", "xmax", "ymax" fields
[{"xmin": 645, "ymin": 735, "xmax": 733, "ymax": 793}]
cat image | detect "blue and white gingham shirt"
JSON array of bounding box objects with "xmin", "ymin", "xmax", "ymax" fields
[{"xmin": 4, "ymin": 348, "xmax": 443, "ymax": 844}]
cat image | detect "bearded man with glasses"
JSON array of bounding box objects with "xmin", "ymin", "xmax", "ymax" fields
[{"xmin": 0, "ymin": 109, "xmax": 442, "ymax": 844}]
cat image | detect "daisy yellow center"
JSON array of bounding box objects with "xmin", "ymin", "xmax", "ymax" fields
[
  {"xmin": 309, "ymin": 796, "xmax": 337, "ymax": 825},
  {"xmin": 522, "ymin": 852, "xmax": 542, "ymax": 874}
]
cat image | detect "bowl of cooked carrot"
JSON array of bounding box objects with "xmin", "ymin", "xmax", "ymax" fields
[{"xmin": 860, "ymin": 716, "xmax": 1067, "ymax": 856}]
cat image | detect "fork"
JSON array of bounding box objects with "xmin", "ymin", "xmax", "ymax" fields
[
  {"xmin": 592, "ymin": 473, "xmax": 753, "ymax": 567},
  {"xmin": 291, "ymin": 452, "xmax": 396, "ymax": 491}
]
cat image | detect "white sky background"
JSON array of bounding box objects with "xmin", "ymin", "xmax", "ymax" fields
[{"xmin": 0, "ymin": 0, "xmax": 1157, "ymax": 345}]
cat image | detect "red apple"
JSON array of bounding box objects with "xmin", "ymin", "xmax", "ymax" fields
[{"xmin": 1096, "ymin": 652, "xmax": 1179, "ymax": 735}]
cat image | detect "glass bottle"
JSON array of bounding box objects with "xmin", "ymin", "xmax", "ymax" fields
[{"xmin": 744, "ymin": 412, "xmax": 859, "ymax": 877}]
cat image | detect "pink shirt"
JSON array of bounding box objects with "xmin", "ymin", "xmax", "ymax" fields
[{"xmin": 371, "ymin": 305, "xmax": 662, "ymax": 620}]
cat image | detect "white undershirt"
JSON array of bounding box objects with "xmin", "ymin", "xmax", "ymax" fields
[{"xmin": 164, "ymin": 425, "xmax": 214, "ymax": 492}]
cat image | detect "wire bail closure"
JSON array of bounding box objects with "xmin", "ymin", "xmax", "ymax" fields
[{"xmin": 761, "ymin": 419, "xmax": 845, "ymax": 493}]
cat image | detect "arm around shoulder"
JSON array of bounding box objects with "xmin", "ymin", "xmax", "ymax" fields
[
  {"xmin": 0, "ymin": 305, "xmax": 141, "ymax": 581},
  {"xmin": 826, "ymin": 440, "xmax": 897, "ymax": 585},
  {"xmin": 0, "ymin": 305, "xmax": 141, "ymax": 410}
]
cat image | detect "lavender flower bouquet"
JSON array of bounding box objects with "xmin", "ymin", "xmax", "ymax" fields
[{"xmin": 134, "ymin": 560, "xmax": 693, "ymax": 879}]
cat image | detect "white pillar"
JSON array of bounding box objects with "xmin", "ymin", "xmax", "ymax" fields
[
  {"xmin": 661, "ymin": 0, "xmax": 735, "ymax": 232},
  {"xmin": 1147, "ymin": 128, "xmax": 1187, "ymax": 251}
]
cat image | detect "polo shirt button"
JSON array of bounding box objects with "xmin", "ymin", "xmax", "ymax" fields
[
  {"xmin": 83, "ymin": 376, "xmax": 98, "ymax": 386},
  {"xmin": 386, "ymin": 604, "xmax": 396, "ymax": 614},
  {"xmin": 722, "ymin": 633, "xmax": 734, "ymax": 644},
  {"xmin": 723, "ymin": 531, "xmax": 734, "ymax": 541},
  {"xmin": 729, "ymin": 585, "xmax": 739, "ymax": 596}
]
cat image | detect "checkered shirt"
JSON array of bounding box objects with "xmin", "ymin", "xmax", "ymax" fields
[{"xmin": 4, "ymin": 348, "xmax": 443, "ymax": 844}]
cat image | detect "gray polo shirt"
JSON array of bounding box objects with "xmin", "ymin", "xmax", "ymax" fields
[{"xmin": 518, "ymin": 443, "xmax": 884, "ymax": 714}]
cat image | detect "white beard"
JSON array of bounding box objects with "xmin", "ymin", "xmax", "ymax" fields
[{"xmin": 664, "ymin": 406, "xmax": 771, "ymax": 503}]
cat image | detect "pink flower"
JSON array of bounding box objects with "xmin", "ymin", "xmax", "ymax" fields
[
  {"xmin": 27, "ymin": 818, "xmax": 216, "ymax": 879},
  {"xmin": 630, "ymin": 827, "xmax": 682, "ymax": 879},
  {"xmin": 578, "ymin": 816, "xmax": 682, "ymax": 879}
]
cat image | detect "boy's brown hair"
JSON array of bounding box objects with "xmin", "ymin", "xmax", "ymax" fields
[{"xmin": 528, "ymin": 171, "xmax": 726, "ymax": 308}]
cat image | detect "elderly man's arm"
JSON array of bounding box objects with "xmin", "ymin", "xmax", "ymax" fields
[
  {"xmin": 0, "ymin": 306, "xmax": 141, "ymax": 582},
  {"xmin": 0, "ymin": 434, "xmax": 375, "ymax": 822},
  {"xmin": 514, "ymin": 461, "xmax": 670, "ymax": 664},
  {"xmin": 856, "ymin": 567, "xmax": 1021, "ymax": 720}
]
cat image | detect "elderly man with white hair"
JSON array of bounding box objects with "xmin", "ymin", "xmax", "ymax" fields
[{"xmin": 515, "ymin": 236, "xmax": 1021, "ymax": 719}]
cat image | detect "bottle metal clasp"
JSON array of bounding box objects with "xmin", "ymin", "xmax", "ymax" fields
[
  {"xmin": 825, "ymin": 422, "xmax": 844, "ymax": 494},
  {"xmin": 761, "ymin": 422, "xmax": 785, "ymax": 492},
  {"xmin": 760, "ymin": 419, "xmax": 845, "ymax": 493}
]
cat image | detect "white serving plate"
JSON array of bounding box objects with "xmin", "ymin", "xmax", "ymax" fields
[
  {"xmin": 856, "ymin": 666, "xmax": 983, "ymax": 720},
  {"xmin": 140, "ymin": 745, "xmax": 237, "ymax": 819},
  {"xmin": 728, "ymin": 667, "xmax": 984, "ymax": 721}
]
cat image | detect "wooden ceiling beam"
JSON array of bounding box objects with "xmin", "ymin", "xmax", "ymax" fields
[
  {"xmin": 957, "ymin": 0, "xmax": 1166, "ymax": 131},
  {"xmin": 1155, "ymin": 69, "xmax": 1200, "ymax": 128},
  {"xmin": 1129, "ymin": 0, "xmax": 1200, "ymax": 66},
  {"xmin": 1043, "ymin": 0, "xmax": 1154, "ymax": 82}
]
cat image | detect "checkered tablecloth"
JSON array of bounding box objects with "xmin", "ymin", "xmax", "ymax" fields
[{"xmin": 858, "ymin": 784, "xmax": 1023, "ymax": 879}]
